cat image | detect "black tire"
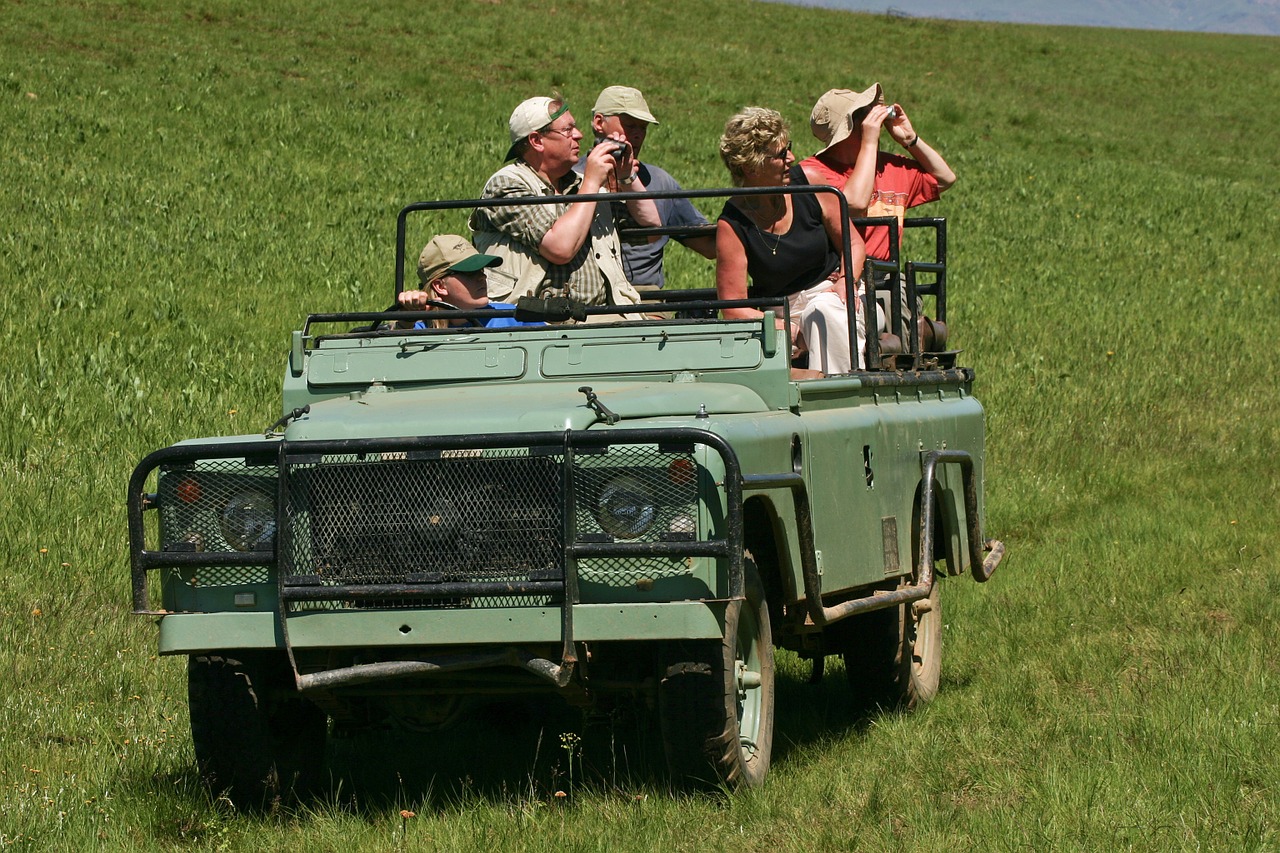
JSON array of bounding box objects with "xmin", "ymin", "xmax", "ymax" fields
[
  {"xmin": 837, "ymin": 578, "xmax": 941, "ymax": 712},
  {"xmin": 187, "ymin": 654, "xmax": 328, "ymax": 808},
  {"xmin": 658, "ymin": 557, "xmax": 775, "ymax": 789}
]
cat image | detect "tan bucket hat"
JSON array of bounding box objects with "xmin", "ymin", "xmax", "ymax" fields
[{"xmin": 809, "ymin": 82, "xmax": 883, "ymax": 155}]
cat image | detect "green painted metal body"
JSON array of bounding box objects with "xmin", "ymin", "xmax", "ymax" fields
[
  {"xmin": 123, "ymin": 191, "xmax": 1003, "ymax": 795},
  {"xmin": 133, "ymin": 313, "xmax": 989, "ymax": 663}
]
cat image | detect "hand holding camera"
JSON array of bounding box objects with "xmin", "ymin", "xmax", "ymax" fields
[
  {"xmin": 604, "ymin": 137, "xmax": 638, "ymax": 188},
  {"xmin": 583, "ymin": 135, "xmax": 632, "ymax": 189}
]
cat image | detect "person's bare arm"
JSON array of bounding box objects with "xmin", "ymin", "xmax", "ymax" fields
[
  {"xmin": 539, "ymin": 139, "xmax": 660, "ymax": 263},
  {"xmin": 717, "ymin": 215, "xmax": 801, "ymax": 361},
  {"xmin": 606, "ymin": 135, "xmax": 661, "ymax": 228},
  {"xmin": 841, "ymin": 105, "xmax": 890, "ymax": 211},
  {"xmin": 819, "ymin": 192, "xmax": 866, "ymax": 299},
  {"xmin": 884, "ymin": 104, "xmax": 957, "ymax": 191},
  {"xmin": 680, "ymin": 234, "xmax": 717, "ymax": 259},
  {"xmin": 714, "ymin": 218, "xmax": 759, "ymax": 322},
  {"xmin": 537, "ymin": 154, "xmax": 604, "ymax": 264}
]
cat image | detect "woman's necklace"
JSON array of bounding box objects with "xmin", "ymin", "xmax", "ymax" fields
[
  {"xmin": 741, "ymin": 196, "xmax": 786, "ymax": 256},
  {"xmin": 759, "ymin": 222, "xmax": 783, "ymax": 256}
]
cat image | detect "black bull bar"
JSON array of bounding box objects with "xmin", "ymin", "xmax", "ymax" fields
[{"xmin": 127, "ymin": 428, "xmax": 746, "ymax": 689}]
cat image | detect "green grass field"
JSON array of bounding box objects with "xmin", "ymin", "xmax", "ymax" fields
[{"xmin": 2, "ymin": 0, "xmax": 1278, "ymax": 848}]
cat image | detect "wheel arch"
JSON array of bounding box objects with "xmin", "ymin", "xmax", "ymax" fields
[{"xmin": 741, "ymin": 494, "xmax": 795, "ymax": 632}]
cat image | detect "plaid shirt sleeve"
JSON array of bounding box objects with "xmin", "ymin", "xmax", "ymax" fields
[{"xmin": 474, "ymin": 170, "xmax": 566, "ymax": 250}]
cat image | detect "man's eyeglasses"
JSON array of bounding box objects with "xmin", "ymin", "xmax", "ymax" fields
[{"xmin": 541, "ymin": 124, "xmax": 579, "ymax": 138}]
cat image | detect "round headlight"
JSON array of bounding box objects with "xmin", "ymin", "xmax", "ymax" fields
[
  {"xmin": 596, "ymin": 476, "xmax": 656, "ymax": 540},
  {"xmin": 219, "ymin": 489, "xmax": 277, "ymax": 552}
]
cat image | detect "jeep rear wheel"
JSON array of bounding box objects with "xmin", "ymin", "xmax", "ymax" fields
[
  {"xmin": 838, "ymin": 578, "xmax": 941, "ymax": 712},
  {"xmin": 188, "ymin": 654, "xmax": 327, "ymax": 808},
  {"xmin": 658, "ymin": 558, "xmax": 774, "ymax": 789}
]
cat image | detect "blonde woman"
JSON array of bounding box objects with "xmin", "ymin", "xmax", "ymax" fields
[{"xmin": 714, "ymin": 107, "xmax": 866, "ymax": 373}]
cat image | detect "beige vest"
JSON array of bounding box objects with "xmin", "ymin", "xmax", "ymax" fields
[{"xmin": 469, "ymin": 161, "xmax": 641, "ymax": 311}]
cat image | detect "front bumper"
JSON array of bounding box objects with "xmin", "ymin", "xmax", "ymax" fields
[{"xmin": 155, "ymin": 600, "xmax": 726, "ymax": 655}]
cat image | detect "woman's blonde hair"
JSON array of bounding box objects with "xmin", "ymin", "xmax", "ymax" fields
[{"xmin": 719, "ymin": 107, "xmax": 789, "ymax": 186}]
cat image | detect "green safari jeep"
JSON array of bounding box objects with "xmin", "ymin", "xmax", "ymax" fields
[{"xmin": 127, "ymin": 187, "xmax": 1003, "ymax": 803}]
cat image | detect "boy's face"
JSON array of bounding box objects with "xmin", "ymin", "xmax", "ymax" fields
[{"xmin": 434, "ymin": 270, "xmax": 490, "ymax": 313}]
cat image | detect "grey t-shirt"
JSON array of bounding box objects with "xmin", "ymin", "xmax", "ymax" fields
[{"xmin": 573, "ymin": 155, "xmax": 709, "ymax": 288}]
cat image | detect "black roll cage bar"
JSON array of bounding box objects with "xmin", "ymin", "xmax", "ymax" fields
[{"xmin": 391, "ymin": 188, "xmax": 948, "ymax": 371}]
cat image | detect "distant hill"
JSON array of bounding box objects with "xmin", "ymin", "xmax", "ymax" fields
[{"xmin": 773, "ymin": 0, "xmax": 1280, "ymax": 35}]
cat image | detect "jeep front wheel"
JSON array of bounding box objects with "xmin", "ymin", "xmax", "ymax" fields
[
  {"xmin": 187, "ymin": 654, "xmax": 327, "ymax": 807},
  {"xmin": 658, "ymin": 558, "xmax": 775, "ymax": 789}
]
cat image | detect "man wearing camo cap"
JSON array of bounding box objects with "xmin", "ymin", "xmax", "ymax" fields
[
  {"xmin": 469, "ymin": 94, "xmax": 660, "ymax": 310},
  {"xmin": 395, "ymin": 234, "xmax": 541, "ymax": 329}
]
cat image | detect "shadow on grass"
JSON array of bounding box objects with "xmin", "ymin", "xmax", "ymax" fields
[
  {"xmin": 324, "ymin": 694, "xmax": 664, "ymax": 810},
  {"xmin": 769, "ymin": 656, "xmax": 883, "ymax": 767},
  {"xmin": 120, "ymin": 657, "xmax": 903, "ymax": 824},
  {"xmin": 316, "ymin": 657, "xmax": 888, "ymax": 813}
]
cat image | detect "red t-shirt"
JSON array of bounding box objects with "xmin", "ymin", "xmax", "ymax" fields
[{"xmin": 800, "ymin": 151, "xmax": 939, "ymax": 260}]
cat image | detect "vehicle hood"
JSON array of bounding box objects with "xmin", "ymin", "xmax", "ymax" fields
[{"xmin": 284, "ymin": 381, "xmax": 770, "ymax": 441}]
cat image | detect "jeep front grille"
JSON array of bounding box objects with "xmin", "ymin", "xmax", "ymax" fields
[
  {"xmin": 281, "ymin": 451, "xmax": 564, "ymax": 590},
  {"xmin": 276, "ymin": 445, "xmax": 704, "ymax": 609}
]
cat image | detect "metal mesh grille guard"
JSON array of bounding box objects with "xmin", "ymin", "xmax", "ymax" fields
[
  {"xmin": 127, "ymin": 429, "xmax": 746, "ymax": 613},
  {"xmin": 284, "ymin": 452, "xmax": 565, "ymax": 589}
]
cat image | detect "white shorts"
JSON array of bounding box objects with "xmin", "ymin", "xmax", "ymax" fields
[{"xmin": 787, "ymin": 279, "xmax": 866, "ymax": 373}]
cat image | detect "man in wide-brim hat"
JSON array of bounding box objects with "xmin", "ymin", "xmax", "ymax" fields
[{"xmin": 800, "ymin": 82, "xmax": 957, "ymax": 336}]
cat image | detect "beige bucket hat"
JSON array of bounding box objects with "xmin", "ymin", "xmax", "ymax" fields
[{"xmin": 809, "ymin": 82, "xmax": 883, "ymax": 155}]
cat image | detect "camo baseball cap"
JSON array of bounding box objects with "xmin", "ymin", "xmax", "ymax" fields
[
  {"xmin": 417, "ymin": 235, "xmax": 501, "ymax": 285},
  {"xmin": 810, "ymin": 82, "xmax": 883, "ymax": 154}
]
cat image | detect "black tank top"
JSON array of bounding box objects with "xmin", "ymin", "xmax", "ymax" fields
[{"xmin": 718, "ymin": 169, "xmax": 839, "ymax": 298}]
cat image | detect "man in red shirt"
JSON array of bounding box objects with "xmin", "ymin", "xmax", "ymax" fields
[{"xmin": 800, "ymin": 83, "xmax": 956, "ymax": 343}]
